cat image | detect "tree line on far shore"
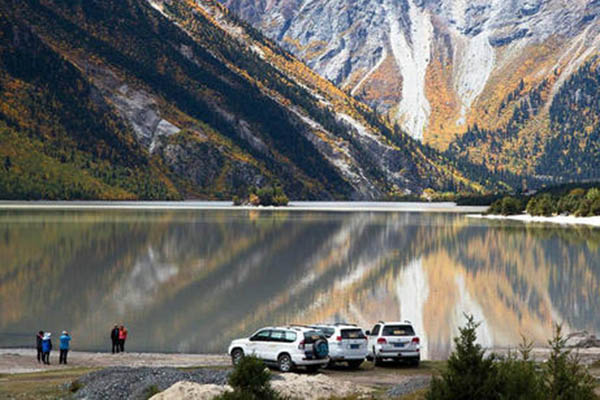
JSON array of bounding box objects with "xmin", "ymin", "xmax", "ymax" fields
[{"xmin": 487, "ymin": 187, "xmax": 600, "ymax": 217}]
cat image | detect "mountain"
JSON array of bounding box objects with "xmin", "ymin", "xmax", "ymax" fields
[
  {"xmin": 0, "ymin": 0, "xmax": 495, "ymax": 200},
  {"xmin": 220, "ymin": 0, "xmax": 600, "ymax": 182}
]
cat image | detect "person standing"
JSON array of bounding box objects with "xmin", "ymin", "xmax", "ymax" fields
[
  {"xmin": 41, "ymin": 332, "xmax": 52, "ymax": 365},
  {"xmin": 110, "ymin": 325, "xmax": 120, "ymax": 354},
  {"xmin": 59, "ymin": 331, "xmax": 71, "ymax": 364},
  {"xmin": 36, "ymin": 331, "xmax": 44, "ymax": 363},
  {"xmin": 118, "ymin": 325, "xmax": 128, "ymax": 353}
]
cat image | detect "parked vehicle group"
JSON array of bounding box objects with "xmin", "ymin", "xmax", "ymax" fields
[{"xmin": 228, "ymin": 320, "xmax": 420, "ymax": 373}]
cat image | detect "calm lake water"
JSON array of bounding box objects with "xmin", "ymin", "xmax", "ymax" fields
[{"xmin": 1, "ymin": 205, "xmax": 599, "ymax": 359}]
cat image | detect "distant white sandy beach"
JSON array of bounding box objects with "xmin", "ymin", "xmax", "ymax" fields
[
  {"xmin": 0, "ymin": 201, "xmax": 487, "ymax": 213},
  {"xmin": 469, "ymin": 213, "xmax": 600, "ymax": 227}
]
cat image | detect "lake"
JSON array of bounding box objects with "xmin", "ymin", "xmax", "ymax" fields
[{"xmin": 1, "ymin": 203, "xmax": 599, "ymax": 359}]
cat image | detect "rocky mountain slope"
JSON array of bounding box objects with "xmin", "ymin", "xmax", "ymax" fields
[
  {"xmin": 221, "ymin": 0, "xmax": 600, "ymax": 181},
  {"xmin": 0, "ymin": 0, "xmax": 497, "ymax": 200}
]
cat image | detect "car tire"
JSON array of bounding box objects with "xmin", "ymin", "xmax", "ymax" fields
[
  {"xmin": 278, "ymin": 354, "xmax": 293, "ymax": 373},
  {"xmin": 231, "ymin": 348, "xmax": 244, "ymax": 366},
  {"xmin": 374, "ymin": 356, "xmax": 383, "ymax": 367},
  {"xmin": 410, "ymin": 358, "xmax": 420, "ymax": 368},
  {"xmin": 313, "ymin": 338, "xmax": 329, "ymax": 359},
  {"xmin": 348, "ymin": 360, "xmax": 363, "ymax": 370}
]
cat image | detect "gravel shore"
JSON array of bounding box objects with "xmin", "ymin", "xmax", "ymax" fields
[
  {"xmin": 73, "ymin": 367, "xmax": 230, "ymax": 400},
  {"xmin": 0, "ymin": 349, "xmax": 229, "ymax": 374}
]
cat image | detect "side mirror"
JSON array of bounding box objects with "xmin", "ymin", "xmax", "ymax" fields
[{"xmin": 365, "ymin": 330, "xmax": 371, "ymax": 336}]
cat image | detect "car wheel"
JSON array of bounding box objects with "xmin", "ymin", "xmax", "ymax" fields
[
  {"xmin": 231, "ymin": 348, "xmax": 244, "ymax": 366},
  {"xmin": 410, "ymin": 358, "xmax": 420, "ymax": 368},
  {"xmin": 278, "ymin": 354, "xmax": 293, "ymax": 373},
  {"xmin": 348, "ymin": 360, "xmax": 363, "ymax": 370},
  {"xmin": 374, "ymin": 356, "xmax": 383, "ymax": 367}
]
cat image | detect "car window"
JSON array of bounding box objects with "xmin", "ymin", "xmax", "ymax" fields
[
  {"xmin": 303, "ymin": 330, "xmax": 324, "ymax": 344},
  {"xmin": 283, "ymin": 331, "xmax": 297, "ymax": 343},
  {"xmin": 270, "ymin": 330, "xmax": 285, "ymax": 342},
  {"xmin": 313, "ymin": 327, "xmax": 335, "ymax": 338},
  {"xmin": 371, "ymin": 325, "xmax": 380, "ymax": 336},
  {"xmin": 341, "ymin": 329, "xmax": 366, "ymax": 339},
  {"xmin": 382, "ymin": 325, "xmax": 415, "ymax": 336},
  {"xmin": 251, "ymin": 330, "xmax": 271, "ymax": 341}
]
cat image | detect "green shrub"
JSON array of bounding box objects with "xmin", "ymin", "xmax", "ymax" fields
[
  {"xmin": 575, "ymin": 199, "xmax": 592, "ymax": 217},
  {"xmin": 143, "ymin": 385, "xmax": 161, "ymax": 399},
  {"xmin": 487, "ymin": 196, "xmax": 523, "ymax": 215},
  {"xmin": 557, "ymin": 189, "xmax": 586, "ymax": 214},
  {"xmin": 586, "ymin": 188, "xmax": 600, "ymax": 202},
  {"xmin": 495, "ymin": 339, "xmax": 545, "ymax": 400},
  {"xmin": 527, "ymin": 194, "xmax": 555, "ymax": 216},
  {"xmin": 216, "ymin": 356, "xmax": 282, "ymax": 400}
]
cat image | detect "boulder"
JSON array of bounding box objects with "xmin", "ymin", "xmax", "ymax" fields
[{"xmin": 150, "ymin": 382, "xmax": 232, "ymax": 400}]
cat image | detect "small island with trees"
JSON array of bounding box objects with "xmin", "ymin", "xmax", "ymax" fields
[{"xmin": 232, "ymin": 185, "xmax": 289, "ymax": 207}]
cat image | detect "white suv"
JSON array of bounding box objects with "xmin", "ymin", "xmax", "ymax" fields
[
  {"xmin": 310, "ymin": 324, "xmax": 368, "ymax": 369},
  {"xmin": 228, "ymin": 326, "xmax": 329, "ymax": 372},
  {"xmin": 366, "ymin": 321, "xmax": 420, "ymax": 366}
]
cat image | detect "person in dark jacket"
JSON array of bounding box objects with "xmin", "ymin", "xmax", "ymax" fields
[
  {"xmin": 41, "ymin": 332, "xmax": 52, "ymax": 365},
  {"xmin": 36, "ymin": 331, "xmax": 44, "ymax": 363},
  {"xmin": 59, "ymin": 331, "xmax": 71, "ymax": 364},
  {"xmin": 110, "ymin": 325, "xmax": 120, "ymax": 354}
]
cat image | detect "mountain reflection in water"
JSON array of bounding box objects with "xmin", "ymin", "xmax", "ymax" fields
[{"xmin": 1, "ymin": 209, "xmax": 599, "ymax": 359}]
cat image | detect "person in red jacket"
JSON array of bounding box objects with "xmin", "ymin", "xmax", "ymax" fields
[{"xmin": 118, "ymin": 325, "xmax": 128, "ymax": 353}]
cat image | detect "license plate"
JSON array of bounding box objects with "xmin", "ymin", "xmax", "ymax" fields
[
  {"xmin": 394, "ymin": 343, "xmax": 404, "ymax": 348},
  {"xmin": 350, "ymin": 344, "xmax": 360, "ymax": 349}
]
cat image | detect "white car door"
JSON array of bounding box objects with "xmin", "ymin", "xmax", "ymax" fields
[
  {"xmin": 248, "ymin": 329, "xmax": 271, "ymax": 359},
  {"xmin": 265, "ymin": 330, "xmax": 286, "ymax": 362}
]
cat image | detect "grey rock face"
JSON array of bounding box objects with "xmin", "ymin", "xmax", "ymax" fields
[{"xmin": 219, "ymin": 0, "xmax": 600, "ymax": 140}]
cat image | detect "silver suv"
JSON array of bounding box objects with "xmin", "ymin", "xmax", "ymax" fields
[
  {"xmin": 228, "ymin": 326, "xmax": 329, "ymax": 372},
  {"xmin": 310, "ymin": 324, "xmax": 368, "ymax": 369},
  {"xmin": 366, "ymin": 320, "xmax": 420, "ymax": 366}
]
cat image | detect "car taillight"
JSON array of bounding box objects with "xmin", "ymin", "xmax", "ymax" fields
[
  {"xmin": 412, "ymin": 337, "xmax": 420, "ymax": 345},
  {"xmin": 298, "ymin": 340, "xmax": 305, "ymax": 350},
  {"xmin": 377, "ymin": 338, "xmax": 387, "ymax": 344},
  {"xmin": 336, "ymin": 336, "xmax": 342, "ymax": 342}
]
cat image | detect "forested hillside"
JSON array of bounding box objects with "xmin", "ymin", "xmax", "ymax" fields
[
  {"xmin": 0, "ymin": 0, "xmax": 503, "ymax": 200},
  {"xmin": 447, "ymin": 59, "xmax": 600, "ymax": 184}
]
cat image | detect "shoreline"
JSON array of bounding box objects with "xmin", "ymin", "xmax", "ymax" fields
[
  {"xmin": 0, "ymin": 201, "xmax": 488, "ymax": 213},
  {"xmin": 468, "ymin": 213, "xmax": 600, "ymax": 227}
]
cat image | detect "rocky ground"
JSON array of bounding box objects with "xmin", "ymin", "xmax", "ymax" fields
[{"xmin": 73, "ymin": 367, "xmax": 230, "ymax": 400}]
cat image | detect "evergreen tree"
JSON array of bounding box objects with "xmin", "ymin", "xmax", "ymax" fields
[{"xmin": 427, "ymin": 314, "xmax": 500, "ymax": 400}]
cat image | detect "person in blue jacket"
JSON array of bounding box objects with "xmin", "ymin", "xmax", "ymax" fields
[
  {"xmin": 59, "ymin": 331, "xmax": 71, "ymax": 364},
  {"xmin": 41, "ymin": 332, "xmax": 52, "ymax": 365}
]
